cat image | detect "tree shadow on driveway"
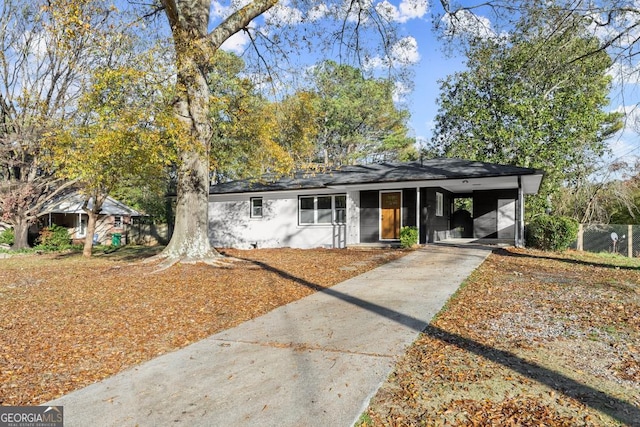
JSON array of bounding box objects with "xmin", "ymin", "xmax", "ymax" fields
[{"xmin": 238, "ymin": 255, "xmax": 640, "ymax": 426}]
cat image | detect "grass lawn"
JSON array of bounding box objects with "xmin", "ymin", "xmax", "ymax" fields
[
  {"xmin": 363, "ymin": 248, "xmax": 640, "ymax": 426},
  {"xmin": 0, "ymin": 246, "xmax": 405, "ymax": 405}
]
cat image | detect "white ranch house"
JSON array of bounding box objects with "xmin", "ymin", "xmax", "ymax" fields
[{"xmin": 208, "ymin": 159, "xmax": 544, "ymax": 249}]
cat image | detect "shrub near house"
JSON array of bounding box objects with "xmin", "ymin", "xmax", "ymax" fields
[
  {"xmin": 526, "ymin": 215, "xmax": 579, "ymax": 251},
  {"xmin": 0, "ymin": 228, "xmax": 14, "ymax": 246},
  {"xmin": 36, "ymin": 225, "xmax": 74, "ymax": 251}
]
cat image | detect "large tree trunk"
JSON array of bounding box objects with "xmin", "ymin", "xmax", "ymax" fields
[
  {"xmin": 82, "ymin": 194, "xmax": 106, "ymax": 258},
  {"xmin": 158, "ymin": 0, "xmax": 278, "ymax": 265},
  {"xmin": 161, "ymin": 26, "xmax": 219, "ymax": 261},
  {"xmin": 163, "ymin": 149, "xmax": 218, "ymax": 260},
  {"xmin": 12, "ymin": 216, "xmax": 30, "ymax": 250}
]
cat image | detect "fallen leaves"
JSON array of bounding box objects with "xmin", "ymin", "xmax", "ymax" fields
[
  {"xmin": 0, "ymin": 247, "xmax": 405, "ymax": 406},
  {"xmin": 365, "ymin": 247, "xmax": 640, "ymax": 426}
]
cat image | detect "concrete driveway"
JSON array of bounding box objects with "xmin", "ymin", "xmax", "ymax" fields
[{"xmin": 48, "ymin": 244, "xmax": 493, "ymax": 426}]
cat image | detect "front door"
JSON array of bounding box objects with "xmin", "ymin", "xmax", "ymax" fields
[{"xmin": 381, "ymin": 191, "xmax": 401, "ymax": 240}]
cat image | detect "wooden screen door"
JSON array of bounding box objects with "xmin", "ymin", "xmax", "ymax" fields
[{"xmin": 381, "ymin": 192, "xmax": 401, "ymax": 239}]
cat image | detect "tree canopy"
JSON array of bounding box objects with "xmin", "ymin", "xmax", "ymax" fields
[
  {"xmin": 0, "ymin": 0, "xmax": 119, "ymax": 248},
  {"xmin": 208, "ymin": 51, "xmax": 317, "ymax": 183},
  {"xmin": 209, "ymin": 56, "xmax": 416, "ymax": 182},
  {"xmin": 308, "ymin": 60, "xmax": 416, "ymax": 166},
  {"xmin": 427, "ymin": 8, "xmax": 623, "ymax": 216},
  {"xmin": 45, "ymin": 59, "xmax": 179, "ymax": 255}
]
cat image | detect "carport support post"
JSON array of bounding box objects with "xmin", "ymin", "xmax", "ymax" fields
[
  {"xmin": 517, "ymin": 178, "xmax": 525, "ymax": 248},
  {"xmin": 416, "ymin": 187, "xmax": 421, "ymax": 244}
]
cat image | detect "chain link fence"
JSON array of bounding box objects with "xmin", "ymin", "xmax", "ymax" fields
[{"xmin": 575, "ymin": 224, "xmax": 640, "ymax": 257}]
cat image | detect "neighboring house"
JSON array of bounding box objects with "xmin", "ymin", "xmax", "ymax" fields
[
  {"xmin": 38, "ymin": 193, "xmax": 142, "ymax": 245},
  {"xmin": 209, "ymin": 159, "xmax": 544, "ymax": 249}
]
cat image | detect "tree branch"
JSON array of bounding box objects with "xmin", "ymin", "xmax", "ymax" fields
[{"xmin": 200, "ymin": 0, "xmax": 279, "ymax": 60}]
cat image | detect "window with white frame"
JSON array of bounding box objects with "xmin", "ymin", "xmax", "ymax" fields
[
  {"xmin": 436, "ymin": 192, "xmax": 444, "ymax": 217},
  {"xmin": 250, "ymin": 197, "xmax": 263, "ymax": 218},
  {"xmin": 299, "ymin": 195, "xmax": 347, "ymax": 225},
  {"xmin": 113, "ymin": 215, "xmax": 123, "ymax": 228}
]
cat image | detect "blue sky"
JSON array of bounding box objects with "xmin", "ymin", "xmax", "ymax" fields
[
  {"xmin": 211, "ymin": 0, "xmax": 639, "ymax": 171},
  {"xmin": 214, "ymin": 1, "xmax": 459, "ymax": 142},
  {"xmin": 392, "ymin": 17, "xmax": 466, "ymax": 144},
  {"xmin": 131, "ymin": 0, "xmax": 456, "ymax": 144}
]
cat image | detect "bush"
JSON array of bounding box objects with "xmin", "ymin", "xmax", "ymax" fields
[
  {"xmin": 526, "ymin": 215, "xmax": 579, "ymax": 251},
  {"xmin": 36, "ymin": 224, "xmax": 72, "ymax": 250},
  {"xmin": 0, "ymin": 228, "xmax": 14, "ymax": 246},
  {"xmin": 400, "ymin": 226, "xmax": 418, "ymax": 249}
]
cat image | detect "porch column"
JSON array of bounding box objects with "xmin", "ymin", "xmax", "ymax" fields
[
  {"xmin": 517, "ymin": 178, "xmax": 525, "ymax": 248},
  {"xmin": 415, "ymin": 187, "xmax": 421, "ymax": 244}
]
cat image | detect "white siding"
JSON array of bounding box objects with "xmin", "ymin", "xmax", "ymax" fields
[{"xmin": 209, "ymin": 193, "xmax": 349, "ymax": 249}]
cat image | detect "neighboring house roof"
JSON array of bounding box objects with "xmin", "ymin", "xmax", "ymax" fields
[
  {"xmin": 39, "ymin": 192, "xmax": 143, "ymax": 216},
  {"xmin": 209, "ymin": 159, "xmax": 545, "ymax": 196}
]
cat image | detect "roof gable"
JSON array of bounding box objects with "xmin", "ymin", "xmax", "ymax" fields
[{"xmin": 39, "ymin": 192, "xmax": 143, "ymax": 216}]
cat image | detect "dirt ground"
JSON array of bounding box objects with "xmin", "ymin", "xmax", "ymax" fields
[
  {"xmin": 0, "ymin": 246, "xmax": 405, "ymax": 406},
  {"xmin": 363, "ymin": 248, "xmax": 640, "ymax": 426}
]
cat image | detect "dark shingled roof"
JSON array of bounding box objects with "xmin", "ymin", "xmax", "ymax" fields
[{"xmin": 209, "ymin": 159, "xmax": 544, "ymax": 195}]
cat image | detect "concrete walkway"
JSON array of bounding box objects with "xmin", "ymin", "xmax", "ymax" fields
[{"xmin": 48, "ymin": 244, "xmax": 493, "ymax": 426}]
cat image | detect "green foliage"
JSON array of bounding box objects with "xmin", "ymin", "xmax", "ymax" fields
[
  {"xmin": 400, "ymin": 226, "xmax": 418, "ymax": 248},
  {"xmin": 44, "ymin": 56, "xmax": 179, "ymax": 255},
  {"xmin": 111, "ymin": 175, "xmax": 171, "ymax": 222},
  {"xmin": 0, "ymin": 228, "xmax": 14, "ymax": 246},
  {"xmin": 36, "ymin": 225, "xmax": 72, "ymax": 250},
  {"xmin": 526, "ymin": 215, "xmax": 579, "ymax": 251},
  {"xmin": 309, "ymin": 60, "xmax": 416, "ymax": 165},
  {"xmin": 209, "ymin": 51, "xmax": 317, "ymax": 182},
  {"xmin": 0, "ymin": 0, "xmax": 126, "ymax": 249},
  {"xmin": 428, "ymin": 9, "xmax": 622, "ymax": 217}
]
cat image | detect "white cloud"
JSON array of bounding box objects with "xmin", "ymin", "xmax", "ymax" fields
[
  {"xmin": 441, "ymin": 10, "xmax": 496, "ymax": 40},
  {"xmin": 607, "ymin": 61, "xmax": 640, "ymax": 86},
  {"xmin": 393, "ymin": 36, "xmax": 420, "ymax": 63},
  {"xmin": 376, "ymin": 0, "xmax": 428, "ymax": 23},
  {"xmin": 220, "ymin": 30, "xmax": 251, "ymax": 54},
  {"xmin": 393, "ymin": 81, "xmax": 411, "ymax": 103},
  {"xmin": 587, "ymin": 7, "xmax": 640, "ymax": 50},
  {"xmin": 210, "ymin": 1, "xmax": 232, "ymax": 20},
  {"xmin": 341, "ymin": 0, "xmax": 373, "ymax": 24},
  {"xmin": 20, "ymin": 30, "xmax": 49, "ymax": 60},
  {"xmin": 365, "ymin": 36, "xmax": 420, "ymax": 69},
  {"xmin": 264, "ymin": 0, "xmax": 304, "ymax": 26}
]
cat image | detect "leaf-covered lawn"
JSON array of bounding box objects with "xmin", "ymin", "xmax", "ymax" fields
[
  {"xmin": 0, "ymin": 246, "xmax": 405, "ymax": 405},
  {"xmin": 364, "ymin": 248, "xmax": 640, "ymax": 426}
]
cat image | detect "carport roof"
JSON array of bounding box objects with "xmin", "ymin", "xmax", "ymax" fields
[{"xmin": 209, "ymin": 159, "xmax": 545, "ymax": 196}]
